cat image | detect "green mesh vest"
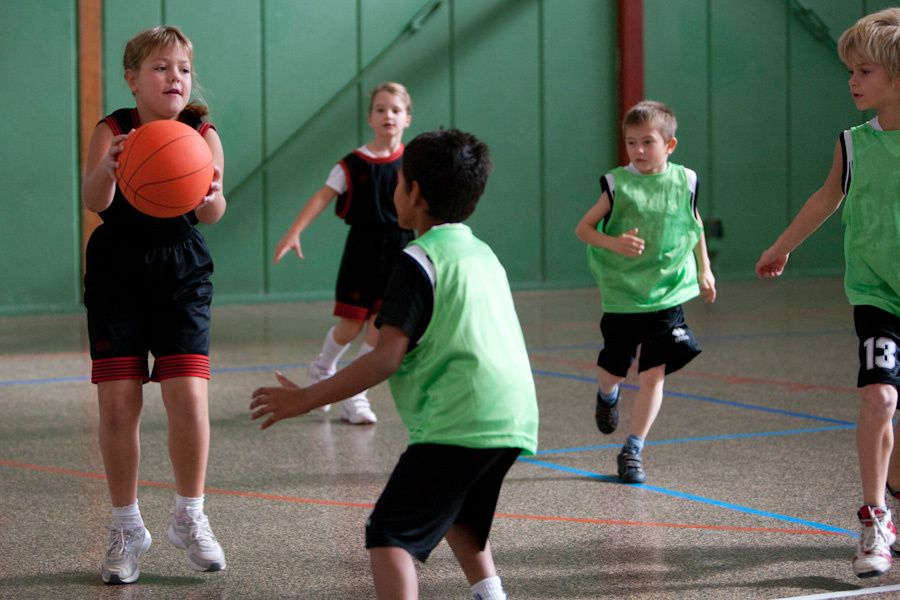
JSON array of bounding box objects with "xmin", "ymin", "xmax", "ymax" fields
[
  {"xmin": 388, "ymin": 224, "xmax": 539, "ymax": 454},
  {"xmin": 842, "ymin": 122, "xmax": 900, "ymax": 317},
  {"xmin": 587, "ymin": 163, "xmax": 702, "ymax": 313}
]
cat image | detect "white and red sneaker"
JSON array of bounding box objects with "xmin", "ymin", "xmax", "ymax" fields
[
  {"xmin": 853, "ymin": 505, "xmax": 897, "ymax": 578},
  {"xmin": 886, "ymin": 485, "xmax": 900, "ymax": 555}
]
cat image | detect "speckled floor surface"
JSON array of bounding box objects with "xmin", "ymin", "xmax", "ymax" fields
[{"xmin": 2, "ymin": 277, "xmax": 900, "ymax": 599}]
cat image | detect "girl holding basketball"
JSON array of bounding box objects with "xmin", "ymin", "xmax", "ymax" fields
[
  {"xmin": 272, "ymin": 82, "xmax": 414, "ymax": 424},
  {"xmin": 81, "ymin": 26, "xmax": 226, "ymax": 584}
]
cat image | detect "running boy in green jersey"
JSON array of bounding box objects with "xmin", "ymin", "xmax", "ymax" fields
[
  {"xmin": 576, "ymin": 100, "xmax": 716, "ymax": 484},
  {"xmin": 757, "ymin": 8, "xmax": 900, "ymax": 579},
  {"xmin": 251, "ymin": 129, "xmax": 539, "ymax": 600}
]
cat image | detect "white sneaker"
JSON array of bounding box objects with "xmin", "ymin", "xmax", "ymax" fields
[
  {"xmin": 886, "ymin": 486, "xmax": 900, "ymax": 555},
  {"xmin": 308, "ymin": 358, "xmax": 336, "ymax": 412},
  {"xmin": 101, "ymin": 524, "xmax": 151, "ymax": 584},
  {"xmin": 340, "ymin": 394, "xmax": 377, "ymax": 424},
  {"xmin": 853, "ymin": 505, "xmax": 897, "ymax": 578},
  {"xmin": 167, "ymin": 507, "xmax": 226, "ymax": 572}
]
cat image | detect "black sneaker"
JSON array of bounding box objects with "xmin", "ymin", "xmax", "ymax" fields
[
  {"xmin": 617, "ymin": 449, "xmax": 647, "ymax": 484},
  {"xmin": 595, "ymin": 389, "xmax": 619, "ymax": 434}
]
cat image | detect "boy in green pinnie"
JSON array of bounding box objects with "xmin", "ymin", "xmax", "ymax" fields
[
  {"xmin": 576, "ymin": 100, "xmax": 716, "ymax": 484},
  {"xmin": 251, "ymin": 128, "xmax": 538, "ymax": 600},
  {"xmin": 757, "ymin": 8, "xmax": 900, "ymax": 579}
]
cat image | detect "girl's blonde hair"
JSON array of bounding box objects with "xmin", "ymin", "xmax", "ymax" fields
[
  {"xmin": 838, "ymin": 8, "xmax": 900, "ymax": 76},
  {"xmin": 123, "ymin": 25, "xmax": 208, "ymax": 118},
  {"xmin": 368, "ymin": 82, "xmax": 412, "ymax": 114},
  {"xmin": 622, "ymin": 100, "xmax": 677, "ymax": 141}
]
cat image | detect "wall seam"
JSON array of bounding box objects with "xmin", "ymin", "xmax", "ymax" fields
[
  {"xmin": 449, "ymin": 0, "xmax": 455, "ymax": 127},
  {"xmin": 538, "ymin": 0, "xmax": 546, "ymax": 282},
  {"xmin": 261, "ymin": 0, "xmax": 269, "ymax": 294}
]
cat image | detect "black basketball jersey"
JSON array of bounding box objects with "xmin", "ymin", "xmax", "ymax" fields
[
  {"xmin": 334, "ymin": 146, "xmax": 404, "ymax": 227},
  {"xmin": 98, "ymin": 108, "xmax": 214, "ymax": 246}
]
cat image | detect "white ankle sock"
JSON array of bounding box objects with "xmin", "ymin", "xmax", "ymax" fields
[
  {"xmin": 317, "ymin": 327, "xmax": 351, "ymax": 370},
  {"xmin": 356, "ymin": 341, "xmax": 374, "ymax": 358},
  {"xmin": 175, "ymin": 494, "xmax": 204, "ymax": 514},
  {"xmin": 471, "ymin": 576, "xmax": 507, "ymax": 600},
  {"xmin": 350, "ymin": 342, "xmax": 375, "ymax": 400},
  {"xmin": 111, "ymin": 502, "xmax": 144, "ymax": 528}
]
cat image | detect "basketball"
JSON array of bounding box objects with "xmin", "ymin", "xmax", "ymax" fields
[{"xmin": 115, "ymin": 119, "xmax": 214, "ymax": 218}]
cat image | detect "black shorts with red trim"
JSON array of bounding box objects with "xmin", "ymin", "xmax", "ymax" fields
[
  {"xmin": 84, "ymin": 225, "xmax": 213, "ymax": 384},
  {"xmin": 365, "ymin": 444, "xmax": 521, "ymax": 562},
  {"xmin": 334, "ymin": 225, "xmax": 414, "ymax": 321}
]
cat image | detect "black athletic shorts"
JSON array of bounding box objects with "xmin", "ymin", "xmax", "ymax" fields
[
  {"xmin": 597, "ymin": 305, "xmax": 701, "ymax": 377},
  {"xmin": 365, "ymin": 444, "xmax": 521, "ymax": 562},
  {"xmin": 84, "ymin": 226, "xmax": 213, "ymax": 383},
  {"xmin": 334, "ymin": 226, "xmax": 413, "ymax": 321},
  {"xmin": 854, "ymin": 305, "xmax": 900, "ymax": 390}
]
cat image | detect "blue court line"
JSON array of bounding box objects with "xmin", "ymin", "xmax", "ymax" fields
[
  {"xmin": 518, "ymin": 456, "xmax": 856, "ymax": 536},
  {"xmin": 535, "ymin": 424, "xmax": 856, "ymax": 456},
  {"xmin": 530, "ymin": 369, "xmax": 852, "ymax": 426},
  {"xmin": 1, "ymin": 365, "xmax": 854, "ymax": 428}
]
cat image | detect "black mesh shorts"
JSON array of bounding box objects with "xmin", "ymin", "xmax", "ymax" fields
[
  {"xmin": 854, "ymin": 305, "xmax": 900, "ymax": 390},
  {"xmin": 84, "ymin": 227, "xmax": 213, "ymax": 383},
  {"xmin": 596, "ymin": 305, "xmax": 701, "ymax": 376},
  {"xmin": 365, "ymin": 444, "xmax": 521, "ymax": 562},
  {"xmin": 334, "ymin": 226, "xmax": 413, "ymax": 321}
]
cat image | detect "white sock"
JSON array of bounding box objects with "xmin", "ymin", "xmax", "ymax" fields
[
  {"xmin": 351, "ymin": 342, "xmax": 375, "ymax": 400},
  {"xmin": 471, "ymin": 576, "xmax": 507, "ymax": 600},
  {"xmin": 356, "ymin": 341, "xmax": 375, "ymax": 358},
  {"xmin": 317, "ymin": 326, "xmax": 351, "ymax": 370},
  {"xmin": 111, "ymin": 502, "xmax": 144, "ymax": 528},
  {"xmin": 175, "ymin": 493, "xmax": 204, "ymax": 515}
]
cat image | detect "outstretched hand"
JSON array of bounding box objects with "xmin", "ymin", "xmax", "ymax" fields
[
  {"xmin": 273, "ymin": 233, "xmax": 303, "ymax": 264},
  {"xmin": 755, "ymin": 247, "xmax": 789, "ymax": 279},
  {"xmin": 250, "ymin": 371, "xmax": 306, "ymax": 430}
]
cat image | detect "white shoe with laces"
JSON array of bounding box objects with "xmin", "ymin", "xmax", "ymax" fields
[
  {"xmin": 340, "ymin": 394, "xmax": 377, "ymax": 424},
  {"xmin": 167, "ymin": 507, "xmax": 226, "ymax": 572},
  {"xmin": 853, "ymin": 505, "xmax": 896, "ymax": 578},
  {"xmin": 885, "ymin": 485, "xmax": 900, "ymax": 555},
  {"xmin": 101, "ymin": 524, "xmax": 151, "ymax": 584},
  {"xmin": 308, "ymin": 358, "xmax": 336, "ymax": 412}
]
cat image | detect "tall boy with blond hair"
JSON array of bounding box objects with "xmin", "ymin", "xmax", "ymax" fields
[{"xmin": 757, "ymin": 8, "xmax": 900, "ymax": 578}]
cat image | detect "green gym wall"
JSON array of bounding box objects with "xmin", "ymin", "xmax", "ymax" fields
[{"xmin": 0, "ymin": 0, "xmax": 892, "ymax": 316}]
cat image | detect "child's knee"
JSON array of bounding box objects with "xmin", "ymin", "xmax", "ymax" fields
[{"xmin": 860, "ymin": 383, "xmax": 898, "ymax": 417}]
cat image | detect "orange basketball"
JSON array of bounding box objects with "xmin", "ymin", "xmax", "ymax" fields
[{"xmin": 115, "ymin": 119, "xmax": 214, "ymax": 218}]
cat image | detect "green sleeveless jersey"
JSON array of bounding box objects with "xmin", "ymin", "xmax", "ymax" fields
[
  {"xmin": 587, "ymin": 163, "xmax": 702, "ymax": 313},
  {"xmin": 388, "ymin": 224, "xmax": 539, "ymax": 454},
  {"xmin": 842, "ymin": 122, "xmax": 900, "ymax": 317}
]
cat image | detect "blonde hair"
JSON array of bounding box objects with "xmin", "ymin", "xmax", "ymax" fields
[
  {"xmin": 368, "ymin": 82, "xmax": 412, "ymax": 114},
  {"xmin": 123, "ymin": 25, "xmax": 208, "ymax": 118},
  {"xmin": 622, "ymin": 100, "xmax": 677, "ymax": 141},
  {"xmin": 838, "ymin": 8, "xmax": 900, "ymax": 76}
]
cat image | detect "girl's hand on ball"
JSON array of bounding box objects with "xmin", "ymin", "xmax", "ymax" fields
[
  {"xmin": 197, "ymin": 166, "xmax": 222, "ymax": 210},
  {"xmin": 105, "ymin": 133, "xmax": 130, "ymax": 180}
]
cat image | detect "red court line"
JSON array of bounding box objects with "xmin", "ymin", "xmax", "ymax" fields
[{"xmin": 1, "ymin": 459, "xmax": 840, "ymax": 537}]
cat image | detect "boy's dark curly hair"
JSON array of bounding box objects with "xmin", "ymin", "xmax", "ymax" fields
[{"xmin": 401, "ymin": 129, "xmax": 493, "ymax": 223}]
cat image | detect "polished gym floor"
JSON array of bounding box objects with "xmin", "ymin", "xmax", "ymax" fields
[{"xmin": 2, "ymin": 277, "xmax": 900, "ymax": 599}]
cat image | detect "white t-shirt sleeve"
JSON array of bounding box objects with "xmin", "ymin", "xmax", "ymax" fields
[{"xmin": 325, "ymin": 163, "xmax": 347, "ymax": 195}]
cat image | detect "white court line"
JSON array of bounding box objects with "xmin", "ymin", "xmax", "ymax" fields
[{"xmin": 773, "ymin": 584, "xmax": 900, "ymax": 600}]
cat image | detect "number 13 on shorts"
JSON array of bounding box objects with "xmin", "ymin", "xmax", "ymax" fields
[{"xmin": 864, "ymin": 337, "xmax": 898, "ymax": 371}]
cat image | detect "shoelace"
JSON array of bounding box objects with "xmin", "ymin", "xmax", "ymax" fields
[
  {"xmin": 107, "ymin": 526, "xmax": 138, "ymax": 559},
  {"xmin": 180, "ymin": 508, "xmax": 217, "ymax": 547},
  {"xmin": 861, "ymin": 510, "xmax": 892, "ymax": 553}
]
